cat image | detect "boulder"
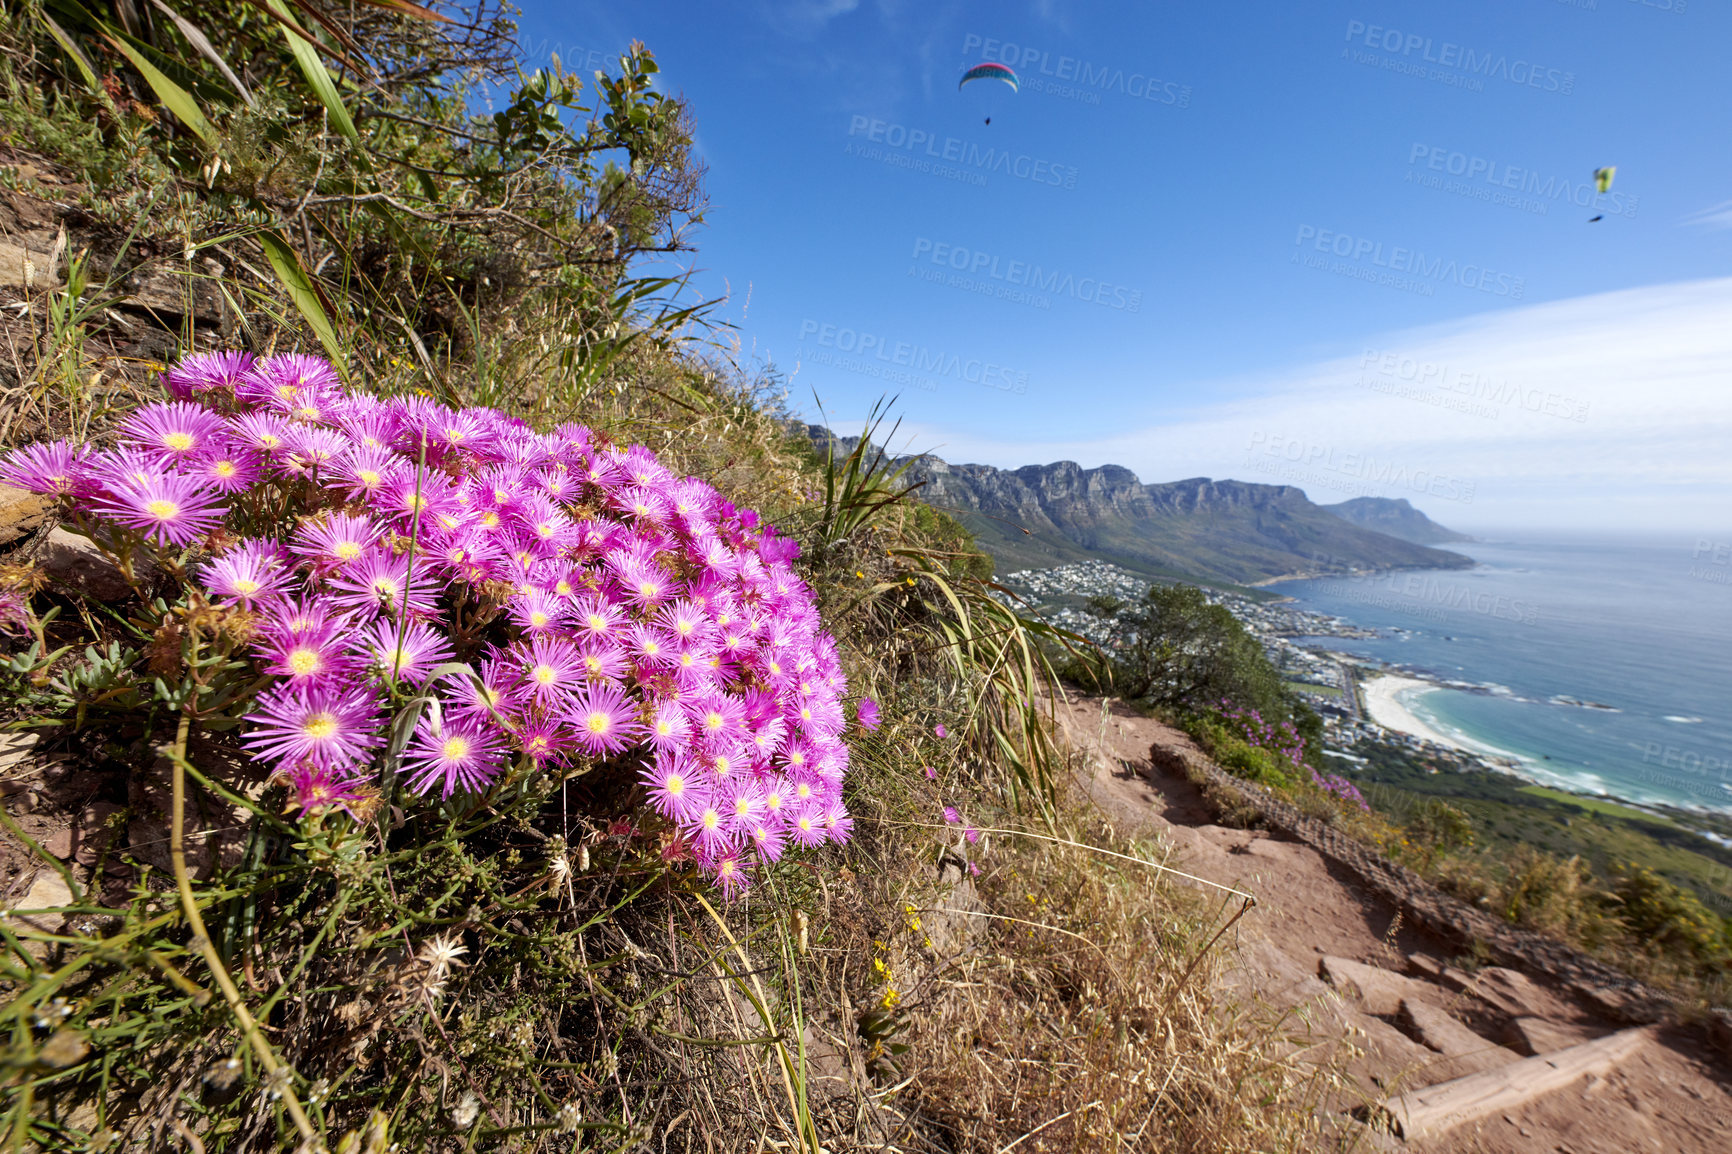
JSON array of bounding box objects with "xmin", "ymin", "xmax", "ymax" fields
[
  {"xmin": 0, "ymin": 485, "xmax": 51, "ymax": 546},
  {"xmin": 1320, "ymin": 955, "xmax": 1445, "ymax": 1017}
]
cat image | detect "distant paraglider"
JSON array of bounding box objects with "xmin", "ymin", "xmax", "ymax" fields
[
  {"xmin": 1590, "ymin": 166, "xmax": 1615, "ymax": 222},
  {"xmin": 959, "ymin": 62, "xmax": 1018, "ymax": 124}
]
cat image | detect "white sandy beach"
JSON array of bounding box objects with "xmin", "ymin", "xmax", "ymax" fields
[{"xmin": 1361, "ymin": 675, "xmax": 1468, "ymax": 750}]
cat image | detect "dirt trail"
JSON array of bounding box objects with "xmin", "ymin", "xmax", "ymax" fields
[{"xmin": 1053, "ymin": 694, "xmax": 1732, "ymax": 1153}]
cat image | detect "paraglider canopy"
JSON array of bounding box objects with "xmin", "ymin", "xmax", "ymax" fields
[
  {"xmin": 1594, "ymin": 166, "xmax": 1616, "ymax": 194},
  {"xmin": 959, "ymin": 62, "xmax": 1019, "ymax": 92}
]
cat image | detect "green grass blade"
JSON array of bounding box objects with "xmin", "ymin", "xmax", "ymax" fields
[
  {"xmin": 100, "ymin": 30, "xmax": 215, "ymax": 146},
  {"xmin": 263, "ymin": 0, "xmax": 359, "ymax": 143},
  {"xmin": 34, "ymin": 10, "xmax": 101, "ymax": 94},
  {"xmin": 257, "ymin": 230, "xmax": 345, "ymax": 364}
]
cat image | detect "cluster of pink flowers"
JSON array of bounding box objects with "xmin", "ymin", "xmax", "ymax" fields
[
  {"xmin": 1216, "ymin": 700, "xmax": 1307, "ymax": 768},
  {"xmin": 1, "ymin": 352, "xmax": 861, "ymax": 894}
]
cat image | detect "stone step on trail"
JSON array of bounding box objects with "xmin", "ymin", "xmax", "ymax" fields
[{"xmin": 1373, "ymin": 1025, "xmax": 1655, "ymax": 1143}]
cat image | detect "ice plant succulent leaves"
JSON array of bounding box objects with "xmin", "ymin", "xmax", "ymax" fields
[{"xmin": 1, "ymin": 352, "xmax": 860, "ymax": 893}]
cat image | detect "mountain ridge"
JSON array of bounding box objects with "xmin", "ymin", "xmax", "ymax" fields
[{"xmin": 807, "ymin": 429, "xmax": 1473, "ymax": 585}]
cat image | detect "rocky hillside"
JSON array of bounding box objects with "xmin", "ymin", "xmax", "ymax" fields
[
  {"xmin": 1324, "ymin": 496, "xmax": 1475, "ymax": 545},
  {"xmin": 866, "ymin": 443, "xmax": 1474, "ymax": 585}
]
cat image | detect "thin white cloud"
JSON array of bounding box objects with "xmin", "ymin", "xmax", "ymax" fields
[
  {"xmin": 835, "ymin": 278, "xmax": 1732, "ymax": 531},
  {"xmin": 1681, "ymin": 200, "xmax": 1732, "ymax": 229}
]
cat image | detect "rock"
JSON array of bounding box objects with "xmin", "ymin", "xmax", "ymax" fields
[
  {"xmin": 38, "ymin": 527, "xmax": 138, "ymax": 601},
  {"xmin": 1501, "ymin": 1016, "xmax": 1604, "ymax": 1057},
  {"xmin": 0, "ymin": 732, "xmax": 42, "ymax": 780},
  {"xmin": 0, "ymin": 232, "xmax": 63, "ymax": 292},
  {"xmin": 72, "ymin": 802, "xmax": 125, "ymax": 868},
  {"xmin": 1709, "ymin": 1009, "xmax": 1732, "ymax": 1060},
  {"xmin": 1398, "ymin": 999, "xmax": 1520, "ymax": 1074},
  {"xmin": 1407, "ymin": 952, "xmax": 1446, "ymax": 981},
  {"xmin": 1147, "ymin": 743, "xmax": 1197, "ymax": 778},
  {"xmin": 1458, "ymin": 967, "xmax": 1562, "ymax": 1019},
  {"xmin": 1320, "ymin": 955, "xmax": 1446, "ymax": 1016},
  {"xmin": 6, "ymin": 870, "xmax": 74, "ymax": 935},
  {"xmin": 0, "ymin": 484, "xmax": 51, "ymax": 546}
]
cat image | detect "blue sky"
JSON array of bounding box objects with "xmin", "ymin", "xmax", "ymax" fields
[{"xmin": 505, "ymin": 0, "xmax": 1732, "ymax": 531}]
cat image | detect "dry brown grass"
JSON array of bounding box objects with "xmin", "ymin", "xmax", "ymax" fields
[{"xmin": 812, "ymin": 765, "xmax": 1356, "ymax": 1153}]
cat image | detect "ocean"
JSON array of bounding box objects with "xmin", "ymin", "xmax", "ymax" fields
[{"xmin": 1276, "ymin": 533, "xmax": 1732, "ymax": 813}]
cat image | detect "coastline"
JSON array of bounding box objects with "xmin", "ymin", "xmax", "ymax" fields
[{"xmin": 1361, "ymin": 674, "xmax": 1466, "ymax": 749}]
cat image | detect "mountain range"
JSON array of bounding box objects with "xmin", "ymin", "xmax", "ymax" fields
[{"xmin": 807, "ymin": 430, "xmax": 1474, "ymax": 586}]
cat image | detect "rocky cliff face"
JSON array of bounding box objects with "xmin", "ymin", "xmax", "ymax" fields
[{"xmin": 813, "ymin": 430, "xmax": 1473, "ymax": 584}]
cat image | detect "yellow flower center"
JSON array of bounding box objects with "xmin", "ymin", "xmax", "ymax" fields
[
  {"xmin": 442, "ymin": 736, "xmax": 471, "ymax": 760},
  {"xmin": 713, "ymin": 755, "xmax": 733, "ymax": 776},
  {"xmin": 703, "ymin": 810, "xmax": 719, "ymax": 830},
  {"xmin": 214, "ymin": 460, "xmax": 237, "ymax": 477},
  {"xmin": 583, "ymin": 655, "xmax": 603, "ymax": 675},
  {"xmin": 335, "ymin": 542, "xmax": 362, "ymax": 560},
  {"xmin": 287, "ymin": 648, "xmax": 320, "ymax": 675},
  {"xmin": 145, "ymin": 499, "xmax": 180, "ymax": 520},
  {"xmin": 639, "ymin": 581, "xmax": 660, "ymax": 599},
  {"xmin": 533, "ymin": 664, "xmax": 557, "ymax": 686},
  {"xmin": 358, "ymin": 469, "xmax": 381, "ymax": 487},
  {"xmin": 530, "ymin": 611, "xmax": 550, "ymax": 627},
  {"xmin": 587, "ymin": 614, "xmax": 607, "ymax": 631},
  {"xmin": 162, "ymin": 431, "xmax": 194, "ymax": 452},
  {"xmin": 586, "ymin": 712, "xmax": 611, "ymax": 735},
  {"xmin": 766, "ymin": 791, "xmax": 782, "ymax": 810},
  {"xmin": 666, "ymin": 774, "xmax": 685, "ymax": 796},
  {"xmin": 232, "ymin": 578, "xmax": 259, "ymax": 595},
  {"xmin": 704, "ymin": 712, "xmax": 724, "ymax": 732},
  {"xmin": 303, "ymin": 714, "xmax": 337, "ymax": 739}
]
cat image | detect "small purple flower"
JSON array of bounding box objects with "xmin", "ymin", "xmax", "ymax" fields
[
  {"xmin": 855, "ymin": 697, "xmax": 881, "ymax": 732},
  {"xmin": 964, "ymin": 827, "xmax": 980, "ymax": 844},
  {"xmin": 933, "ymin": 723, "xmax": 948, "ymax": 739},
  {"xmin": 923, "ymin": 766, "xmax": 937, "ymax": 780},
  {"xmin": 942, "ymin": 806, "xmax": 960, "ymax": 825}
]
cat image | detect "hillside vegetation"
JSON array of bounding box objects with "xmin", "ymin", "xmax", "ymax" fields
[{"xmin": 0, "ymin": 6, "xmax": 1345, "ymax": 1151}]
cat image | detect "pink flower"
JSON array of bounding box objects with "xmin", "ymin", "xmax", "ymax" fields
[
  {"xmin": 943, "ymin": 806, "xmax": 961, "ymax": 825},
  {"xmin": 244, "ymin": 683, "xmax": 382, "ymax": 771},
  {"xmin": 566, "ymin": 684, "xmax": 643, "ymax": 757},
  {"xmin": 964, "ymin": 827, "xmax": 980, "ymax": 844},
  {"xmin": 855, "ymin": 697, "xmax": 881, "ymax": 731},
  {"xmin": 933, "ymin": 723, "xmax": 949, "ymax": 739},
  {"xmin": 403, "ymin": 717, "xmax": 505, "ymax": 798},
  {"xmin": 0, "ymin": 439, "xmax": 89, "ymax": 496},
  {"xmin": 92, "ymin": 468, "xmax": 226, "ymax": 548},
  {"xmin": 922, "ymin": 766, "xmax": 937, "ymax": 780}
]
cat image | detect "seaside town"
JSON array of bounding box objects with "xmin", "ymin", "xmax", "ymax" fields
[{"xmin": 998, "ymin": 560, "xmax": 1516, "ymax": 771}]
